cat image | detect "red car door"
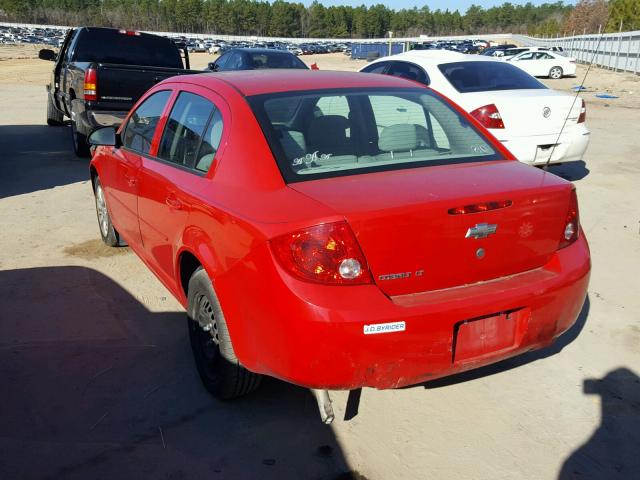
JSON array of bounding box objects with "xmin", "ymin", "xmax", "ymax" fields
[
  {"xmin": 137, "ymin": 86, "xmax": 226, "ymax": 285},
  {"xmin": 108, "ymin": 90, "xmax": 173, "ymax": 246}
]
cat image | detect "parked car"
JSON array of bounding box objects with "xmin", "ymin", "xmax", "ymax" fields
[
  {"xmin": 88, "ymin": 70, "xmax": 590, "ymax": 417},
  {"xmin": 39, "ymin": 27, "xmax": 195, "ymax": 156},
  {"xmin": 500, "ymin": 47, "xmax": 533, "ymax": 60},
  {"xmin": 508, "ymin": 50, "xmax": 577, "ymax": 79},
  {"xmin": 360, "ymin": 51, "xmax": 589, "ymax": 165},
  {"xmin": 481, "ymin": 44, "xmax": 519, "ymax": 57},
  {"xmin": 206, "ymin": 48, "xmax": 308, "ymax": 71}
]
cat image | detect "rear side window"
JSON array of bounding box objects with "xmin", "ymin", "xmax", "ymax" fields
[
  {"xmin": 439, "ymin": 61, "xmax": 546, "ymax": 93},
  {"xmin": 72, "ymin": 28, "xmax": 182, "ymax": 68},
  {"xmin": 158, "ymin": 92, "xmax": 217, "ymax": 169},
  {"xmin": 122, "ymin": 90, "xmax": 171, "ymax": 154},
  {"xmin": 361, "ymin": 61, "xmax": 390, "ymax": 74},
  {"xmin": 249, "ymin": 88, "xmax": 502, "ymax": 183},
  {"xmin": 386, "ymin": 61, "xmax": 429, "ymax": 85}
]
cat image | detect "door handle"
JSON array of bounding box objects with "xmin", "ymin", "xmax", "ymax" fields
[{"xmin": 165, "ymin": 195, "xmax": 183, "ymax": 210}]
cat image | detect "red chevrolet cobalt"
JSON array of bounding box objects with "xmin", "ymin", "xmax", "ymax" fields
[{"xmin": 88, "ymin": 70, "xmax": 590, "ymax": 404}]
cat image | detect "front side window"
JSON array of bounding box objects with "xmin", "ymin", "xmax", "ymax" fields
[
  {"xmin": 157, "ymin": 92, "xmax": 216, "ymax": 168},
  {"xmin": 122, "ymin": 90, "xmax": 171, "ymax": 154},
  {"xmin": 249, "ymin": 88, "xmax": 502, "ymax": 183}
]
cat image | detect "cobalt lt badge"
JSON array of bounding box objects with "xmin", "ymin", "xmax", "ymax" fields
[{"xmin": 543, "ymin": 107, "xmax": 551, "ymax": 118}]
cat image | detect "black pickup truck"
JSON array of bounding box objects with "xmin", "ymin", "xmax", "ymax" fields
[{"xmin": 39, "ymin": 27, "xmax": 195, "ymax": 156}]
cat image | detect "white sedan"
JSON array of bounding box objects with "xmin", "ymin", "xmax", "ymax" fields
[
  {"xmin": 508, "ymin": 50, "xmax": 577, "ymax": 79},
  {"xmin": 359, "ymin": 50, "xmax": 589, "ymax": 166}
]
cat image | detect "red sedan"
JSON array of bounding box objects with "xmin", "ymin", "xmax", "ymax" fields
[{"xmin": 88, "ymin": 70, "xmax": 590, "ymax": 402}]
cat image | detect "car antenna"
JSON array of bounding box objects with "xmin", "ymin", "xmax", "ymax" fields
[{"xmin": 544, "ymin": 17, "xmax": 611, "ymax": 171}]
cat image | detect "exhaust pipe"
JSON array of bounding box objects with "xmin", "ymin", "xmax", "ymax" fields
[{"xmin": 312, "ymin": 389, "xmax": 335, "ymax": 424}]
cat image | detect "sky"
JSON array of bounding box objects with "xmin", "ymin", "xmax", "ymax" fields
[{"xmin": 300, "ymin": 1, "xmax": 577, "ymax": 12}]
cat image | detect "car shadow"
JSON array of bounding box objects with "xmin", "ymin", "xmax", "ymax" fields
[
  {"xmin": 558, "ymin": 367, "xmax": 640, "ymax": 479},
  {"xmin": 546, "ymin": 160, "xmax": 590, "ymax": 181},
  {"xmin": 0, "ymin": 124, "xmax": 87, "ymax": 199},
  {"xmin": 419, "ymin": 295, "xmax": 590, "ymax": 389},
  {"xmin": 0, "ymin": 266, "xmax": 356, "ymax": 480}
]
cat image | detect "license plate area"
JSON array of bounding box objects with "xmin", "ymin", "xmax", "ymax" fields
[
  {"xmin": 453, "ymin": 309, "xmax": 529, "ymax": 364},
  {"xmin": 534, "ymin": 144, "xmax": 556, "ymax": 162}
]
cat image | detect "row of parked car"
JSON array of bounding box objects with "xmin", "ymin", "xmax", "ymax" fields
[
  {"xmin": 0, "ymin": 25, "xmax": 65, "ymax": 46},
  {"xmin": 66, "ymin": 28, "xmax": 590, "ymax": 420}
]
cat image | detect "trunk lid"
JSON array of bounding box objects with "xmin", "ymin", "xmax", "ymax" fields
[
  {"xmin": 459, "ymin": 89, "xmax": 582, "ymax": 137},
  {"xmin": 289, "ymin": 161, "xmax": 572, "ymax": 297}
]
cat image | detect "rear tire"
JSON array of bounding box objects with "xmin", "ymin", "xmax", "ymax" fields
[
  {"xmin": 187, "ymin": 267, "xmax": 261, "ymax": 400},
  {"xmin": 46, "ymin": 93, "xmax": 64, "ymax": 126},
  {"xmin": 93, "ymin": 177, "xmax": 126, "ymax": 247},
  {"xmin": 549, "ymin": 66, "xmax": 563, "ymax": 79},
  {"xmin": 71, "ymin": 119, "xmax": 90, "ymax": 157}
]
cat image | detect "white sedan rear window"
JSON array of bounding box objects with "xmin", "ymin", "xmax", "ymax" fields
[{"xmin": 439, "ymin": 61, "xmax": 547, "ymax": 93}]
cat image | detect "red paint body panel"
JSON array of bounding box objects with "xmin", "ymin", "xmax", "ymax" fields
[{"xmin": 90, "ymin": 71, "xmax": 591, "ymax": 390}]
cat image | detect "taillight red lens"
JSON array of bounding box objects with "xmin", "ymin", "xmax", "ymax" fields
[
  {"xmin": 559, "ymin": 189, "xmax": 580, "ymax": 249},
  {"xmin": 83, "ymin": 67, "xmax": 97, "ymax": 101},
  {"xmin": 578, "ymin": 98, "xmax": 586, "ymax": 123},
  {"xmin": 470, "ymin": 104, "xmax": 505, "ymax": 129},
  {"xmin": 270, "ymin": 221, "xmax": 372, "ymax": 285},
  {"xmin": 448, "ymin": 200, "xmax": 512, "ymax": 215}
]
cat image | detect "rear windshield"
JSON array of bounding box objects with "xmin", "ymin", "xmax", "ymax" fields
[
  {"xmin": 73, "ymin": 28, "xmax": 182, "ymax": 69},
  {"xmin": 439, "ymin": 61, "xmax": 546, "ymax": 93},
  {"xmin": 248, "ymin": 88, "xmax": 503, "ymax": 183},
  {"xmin": 246, "ymin": 52, "xmax": 307, "ymax": 69}
]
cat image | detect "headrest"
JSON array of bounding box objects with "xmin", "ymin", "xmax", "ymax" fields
[
  {"xmin": 307, "ymin": 115, "xmax": 350, "ymax": 146},
  {"xmin": 378, "ymin": 124, "xmax": 419, "ymax": 152}
]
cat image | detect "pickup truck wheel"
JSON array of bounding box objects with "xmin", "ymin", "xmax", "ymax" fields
[
  {"xmin": 549, "ymin": 66, "xmax": 563, "ymax": 79},
  {"xmin": 71, "ymin": 120, "xmax": 90, "ymax": 157},
  {"xmin": 46, "ymin": 94, "xmax": 64, "ymax": 126},
  {"xmin": 93, "ymin": 177, "xmax": 126, "ymax": 247},
  {"xmin": 187, "ymin": 267, "xmax": 261, "ymax": 400}
]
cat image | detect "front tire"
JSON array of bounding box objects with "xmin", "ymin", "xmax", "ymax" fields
[
  {"xmin": 549, "ymin": 66, "xmax": 563, "ymax": 79},
  {"xmin": 46, "ymin": 93, "xmax": 64, "ymax": 126},
  {"xmin": 93, "ymin": 177, "xmax": 126, "ymax": 247},
  {"xmin": 187, "ymin": 267, "xmax": 261, "ymax": 400},
  {"xmin": 71, "ymin": 119, "xmax": 90, "ymax": 157}
]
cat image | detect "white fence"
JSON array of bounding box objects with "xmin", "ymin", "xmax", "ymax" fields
[{"xmin": 516, "ymin": 31, "xmax": 640, "ymax": 74}]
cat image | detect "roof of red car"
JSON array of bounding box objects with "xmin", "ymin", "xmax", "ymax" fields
[{"xmin": 182, "ymin": 70, "xmax": 422, "ymax": 96}]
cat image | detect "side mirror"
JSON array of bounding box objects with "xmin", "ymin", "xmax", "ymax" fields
[
  {"xmin": 207, "ymin": 62, "xmax": 218, "ymax": 71},
  {"xmin": 88, "ymin": 127, "xmax": 119, "ymax": 147},
  {"xmin": 38, "ymin": 49, "xmax": 56, "ymax": 61}
]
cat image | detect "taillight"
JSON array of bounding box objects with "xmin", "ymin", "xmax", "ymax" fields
[
  {"xmin": 559, "ymin": 189, "xmax": 580, "ymax": 249},
  {"xmin": 578, "ymin": 98, "xmax": 586, "ymax": 123},
  {"xmin": 119, "ymin": 29, "xmax": 140, "ymax": 36},
  {"xmin": 83, "ymin": 67, "xmax": 97, "ymax": 101},
  {"xmin": 470, "ymin": 104, "xmax": 504, "ymax": 129},
  {"xmin": 270, "ymin": 221, "xmax": 372, "ymax": 285}
]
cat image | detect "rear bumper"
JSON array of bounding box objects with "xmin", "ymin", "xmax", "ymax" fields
[
  {"xmin": 497, "ymin": 125, "xmax": 590, "ymax": 165},
  {"xmin": 71, "ymin": 101, "xmax": 128, "ymax": 136},
  {"xmin": 217, "ymin": 234, "xmax": 591, "ymax": 390}
]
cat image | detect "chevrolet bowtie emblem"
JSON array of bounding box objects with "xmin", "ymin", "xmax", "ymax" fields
[{"xmin": 465, "ymin": 223, "xmax": 498, "ymax": 239}]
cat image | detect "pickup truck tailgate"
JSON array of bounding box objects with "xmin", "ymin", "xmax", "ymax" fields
[{"xmin": 94, "ymin": 63, "xmax": 196, "ymax": 111}]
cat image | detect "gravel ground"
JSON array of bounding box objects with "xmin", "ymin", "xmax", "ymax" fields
[{"xmin": 0, "ymin": 49, "xmax": 639, "ymax": 480}]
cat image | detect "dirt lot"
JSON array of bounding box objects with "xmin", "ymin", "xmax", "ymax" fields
[{"xmin": 1, "ymin": 46, "xmax": 639, "ymax": 480}]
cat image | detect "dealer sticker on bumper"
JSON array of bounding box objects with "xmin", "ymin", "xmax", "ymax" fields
[{"xmin": 363, "ymin": 321, "xmax": 406, "ymax": 335}]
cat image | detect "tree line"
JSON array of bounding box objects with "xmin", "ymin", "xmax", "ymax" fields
[{"xmin": 0, "ymin": 1, "xmax": 637, "ymax": 38}]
